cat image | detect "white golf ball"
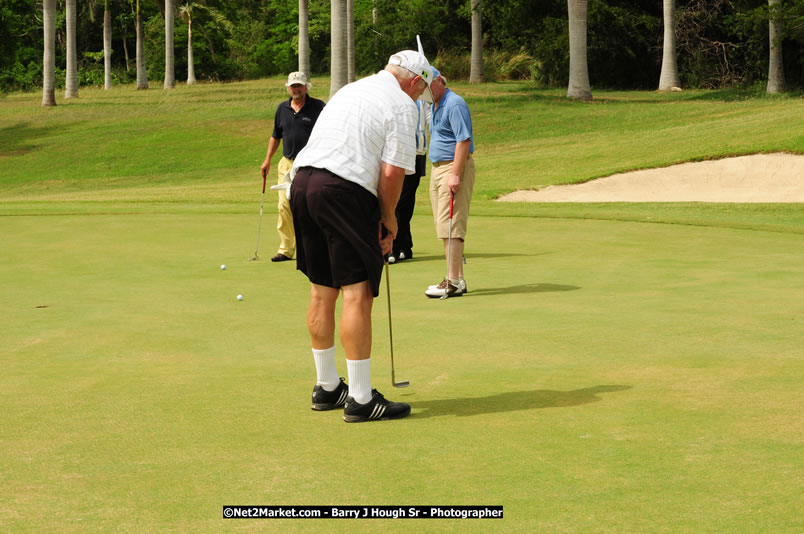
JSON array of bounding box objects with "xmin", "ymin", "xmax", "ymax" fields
[
  {"xmin": 236, "ymin": 294, "xmax": 243, "ymax": 301},
  {"xmin": 220, "ymin": 264, "xmax": 226, "ymax": 270}
]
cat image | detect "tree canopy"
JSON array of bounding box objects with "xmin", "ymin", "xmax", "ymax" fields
[{"xmin": 1, "ymin": 0, "xmax": 802, "ymax": 92}]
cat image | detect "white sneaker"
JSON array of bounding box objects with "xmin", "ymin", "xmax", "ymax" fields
[
  {"xmin": 427, "ymin": 278, "xmax": 467, "ymax": 292},
  {"xmin": 387, "ymin": 255, "xmax": 396, "ymax": 264},
  {"xmin": 398, "ymin": 251, "xmax": 406, "ymax": 261},
  {"xmin": 425, "ymin": 278, "xmax": 467, "ymax": 298}
]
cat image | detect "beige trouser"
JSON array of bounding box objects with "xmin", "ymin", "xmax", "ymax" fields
[
  {"xmin": 277, "ymin": 156, "xmax": 295, "ymax": 257},
  {"xmin": 429, "ymin": 155, "xmax": 475, "ymax": 239}
]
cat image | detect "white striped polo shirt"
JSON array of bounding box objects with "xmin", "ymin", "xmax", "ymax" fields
[{"xmin": 291, "ymin": 70, "xmax": 418, "ymax": 196}]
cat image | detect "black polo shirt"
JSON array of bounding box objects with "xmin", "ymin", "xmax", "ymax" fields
[{"xmin": 272, "ymin": 96, "xmax": 326, "ymax": 159}]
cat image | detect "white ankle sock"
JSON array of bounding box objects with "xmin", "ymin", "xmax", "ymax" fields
[
  {"xmin": 347, "ymin": 358, "xmax": 372, "ymax": 404},
  {"xmin": 312, "ymin": 346, "xmax": 339, "ymax": 391}
]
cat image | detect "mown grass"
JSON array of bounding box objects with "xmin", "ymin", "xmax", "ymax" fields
[
  {"xmin": 3, "ymin": 78, "xmax": 803, "ymax": 233},
  {"xmin": 1, "ymin": 79, "xmax": 802, "ymax": 533}
]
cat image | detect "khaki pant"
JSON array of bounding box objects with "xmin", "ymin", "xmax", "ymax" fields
[
  {"xmin": 429, "ymin": 155, "xmax": 475, "ymax": 240},
  {"xmin": 277, "ymin": 156, "xmax": 295, "ymax": 257}
]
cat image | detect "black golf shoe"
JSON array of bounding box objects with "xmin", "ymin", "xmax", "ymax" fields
[
  {"xmin": 343, "ymin": 389, "xmax": 411, "ymax": 423},
  {"xmin": 311, "ymin": 378, "xmax": 349, "ymax": 411}
]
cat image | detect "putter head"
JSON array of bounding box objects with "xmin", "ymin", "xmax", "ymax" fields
[
  {"xmin": 391, "ymin": 369, "xmax": 408, "ymax": 388},
  {"xmin": 248, "ymin": 255, "xmax": 258, "ymax": 261}
]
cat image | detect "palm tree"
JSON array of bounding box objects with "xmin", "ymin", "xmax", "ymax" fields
[
  {"xmin": 164, "ymin": 0, "xmax": 176, "ymax": 88},
  {"xmin": 136, "ymin": 0, "xmax": 149, "ymax": 89},
  {"xmin": 330, "ymin": 0, "xmax": 347, "ymax": 97},
  {"xmin": 178, "ymin": 2, "xmax": 230, "ymax": 85},
  {"xmin": 298, "ymin": 0, "xmax": 310, "ymax": 78},
  {"xmin": 89, "ymin": 0, "xmax": 113, "ymax": 88},
  {"xmin": 658, "ymin": 0, "xmax": 680, "ymax": 91},
  {"xmin": 469, "ymin": 0, "xmax": 484, "ymax": 83},
  {"xmin": 179, "ymin": 2, "xmax": 198, "ymax": 84},
  {"xmin": 767, "ymin": 0, "xmax": 785, "ymax": 93},
  {"xmin": 42, "ymin": 0, "xmax": 57, "ymax": 106},
  {"xmin": 346, "ymin": 0, "xmax": 355, "ymax": 83},
  {"xmin": 567, "ymin": 0, "xmax": 592, "ymax": 100},
  {"xmin": 121, "ymin": 14, "xmax": 132, "ymax": 72},
  {"xmin": 104, "ymin": 1, "xmax": 113, "ymax": 89},
  {"xmin": 65, "ymin": 0, "xmax": 78, "ymax": 98}
]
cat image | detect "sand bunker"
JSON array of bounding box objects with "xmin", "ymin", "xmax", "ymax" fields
[{"xmin": 497, "ymin": 153, "xmax": 804, "ymax": 203}]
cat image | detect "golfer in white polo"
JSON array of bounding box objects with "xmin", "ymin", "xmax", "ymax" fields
[{"xmin": 289, "ymin": 50, "xmax": 434, "ymax": 422}]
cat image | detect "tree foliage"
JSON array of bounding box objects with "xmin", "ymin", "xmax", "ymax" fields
[{"xmin": 1, "ymin": 0, "xmax": 802, "ymax": 92}]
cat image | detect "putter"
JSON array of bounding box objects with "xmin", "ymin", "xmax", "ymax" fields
[
  {"xmin": 385, "ymin": 254, "xmax": 409, "ymax": 388},
  {"xmin": 249, "ymin": 173, "xmax": 268, "ymax": 261},
  {"xmin": 440, "ymin": 193, "xmax": 454, "ymax": 300}
]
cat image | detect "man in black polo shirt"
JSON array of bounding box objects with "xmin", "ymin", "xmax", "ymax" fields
[{"xmin": 260, "ymin": 72, "xmax": 325, "ymax": 262}]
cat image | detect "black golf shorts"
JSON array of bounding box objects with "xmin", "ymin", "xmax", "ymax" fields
[{"xmin": 290, "ymin": 167, "xmax": 383, "ymax": 297}]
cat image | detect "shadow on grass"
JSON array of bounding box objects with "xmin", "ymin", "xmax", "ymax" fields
[
  {"xmin": 402, "ymin": 252, "xmax": 552, "ymax": 264},
  {"xmin": 411, "ymin": 385, "xmax": 632, "ymax": 419},
  {"xmin": 468, "ymin": 283, "xmax": 580, "ymax": 296},
  {"xmin": 0, "ymin": 122, "xmax": 49, "ymax": 157}
]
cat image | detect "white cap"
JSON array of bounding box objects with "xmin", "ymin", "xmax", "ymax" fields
[
  {"xmin": 286, "ymin": 71, "xmax": 311, "ymax": 88},
  {"xmin": 388, "ymin": 50, "xmax": 434, "ymax": 87}
]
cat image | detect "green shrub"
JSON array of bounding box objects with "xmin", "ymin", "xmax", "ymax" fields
[{"xmin": 433, "ymin": 49, "xmax": 537, "ymax": 82}]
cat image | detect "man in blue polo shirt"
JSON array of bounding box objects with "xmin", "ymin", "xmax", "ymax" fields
[
  {"xmin": 425, "ymin": 69, "xmax": 475, "ymax": 298},
  {"xmin": 260, "ymin": 72, "xmax": 325, "ymax": 262}
]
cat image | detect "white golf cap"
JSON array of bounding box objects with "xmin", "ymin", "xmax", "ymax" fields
[
  {"xmin": 388, "ymin": 50, "xmax": 434, "ymax": 87},
  {"xmin": 286, "ymin": 71, "xmax": 311, "ymax": 88}
]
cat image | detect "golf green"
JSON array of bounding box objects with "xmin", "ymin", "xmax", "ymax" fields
[{"xmin": 2, "ymin": 210, "xmax": 801, "ymax": 532}]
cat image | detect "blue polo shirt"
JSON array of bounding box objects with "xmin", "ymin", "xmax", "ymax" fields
[
  {"xmin": 429, "ymin": 88, "xmax": 474, "ymax": 163},
  {"xmin": 272, "ymin": 96, "xmax": 326, "ymax": 159}
]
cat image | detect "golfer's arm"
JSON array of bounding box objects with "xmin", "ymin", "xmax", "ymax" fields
[
  {"xmin": 377, "ymin": 162, "xmax": 406, "ymax": 225},
  {"xmin": 265, "ymin": 136, "xmax": 280, "ymax": 160},
  {"xmin": 451, "ymin": 139, "xmax": 471, "ymax": 177}
]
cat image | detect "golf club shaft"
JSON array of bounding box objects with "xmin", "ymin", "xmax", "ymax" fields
[
  {"xmin": 385, "ymin": 262, "xmax": 395, "ymax": 381},
  {"xmin": 384, "ymin": 257, "xmax": 409, "ymax": 387},
  {"xmin": 442, "ymin": 193, "xmax": 454, "ymax": 299},
  {"xmin": 251, "ymin": 175, "xmax": 267, "ymax": 259}
]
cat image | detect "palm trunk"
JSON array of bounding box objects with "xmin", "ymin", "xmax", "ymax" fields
[
  {"xmin": 658, "ymin": 0, "xmax": 680, "ymax": 90},
  {"xmin": 346, "ymin": 0, "xmax": 355, "ymax": 83},
  {"xmin": 469, "ymin": 0, "xmax": 484, "ymax": 83},
  {"xmin": 122, "ymin": 19, "xmax": 131, "ymax": 72},
  {"xmin": 187, "ymin": 16, "xmax": 196, "ymax": 85},
  {"xmin": 767, "ymin": 0, "xmax": 785, "ymax": 93},
  {"xmin": 42, "ymin": 0, "xmax": 57, "ymax": 106},
  {"xmin": 65, "ymin": 0, "xmax": 78, "ymax": 98},
  {"xmin": 329, "ymin": 0, "xmax": 347, "ymax": 97},
  {"xmin": 567, "ymin": 0, "xmax": 592, "ymax": 101},
  {"xmin": 104, "ymin": 5, "xmax": 113, "ymax": 90},
  {"xmin": 164, "ymin": 0, "xmax": 175, "ymax": 88},
  {"xmin": 136, "ymin": 1, "xmax": 149, "ymax": 89},
  {"xmin": 299, "ymin": 0, "xmax": 310, "ymax": 78}
]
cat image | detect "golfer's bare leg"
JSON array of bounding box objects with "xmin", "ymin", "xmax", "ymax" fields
[
  {"xmin": 339, "ymin": 280, "xmax": 409, "ymax": 421},
  {"xmin": 307, "ymin": 283, "xmax": 338, "ymax": 350},
  {"xmin": 443, "ymin": 238, "xmax": 465, "ymax": 280},
  {"xmin": 339, "ymin": 281, "xmax": 374, "ymax": 360}
]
